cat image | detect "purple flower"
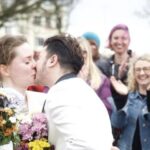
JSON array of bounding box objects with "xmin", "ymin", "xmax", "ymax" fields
[
  {"xmin": 18, "ymin": 123, "xmax": 33, "ymax": 141},
  {"xmin": 32, "ymin": 113, "xmax": 47, "ymax": 124},
  {"xmin": 18, "ymin": 113, "xmax": 48, "ymax": 142}
]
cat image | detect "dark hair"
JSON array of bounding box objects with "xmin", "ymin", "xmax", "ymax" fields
[
  {"xmin": 0, "ymin": 35, "xmax": 27, "ymax": 65},
  {"xmin": 44, "ymin": 34, "xmax": 84, "ymax": 74}
]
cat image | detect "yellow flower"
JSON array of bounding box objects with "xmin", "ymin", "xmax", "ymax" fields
[
  {"xmin": 28, "ymin": 139, "xmax": 50, "ymax": 150},
  {"xmin": 4, "ymin": 107, "xmax": 14, "ymax": 116},
  {"xmin": 2, "ymin": 120, "xmax": 6, "ymax": 125}
]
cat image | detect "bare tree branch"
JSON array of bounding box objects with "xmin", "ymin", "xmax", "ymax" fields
[{"xmin": 0, "ymin": 0, "xmax": 78, "ymax": 32}]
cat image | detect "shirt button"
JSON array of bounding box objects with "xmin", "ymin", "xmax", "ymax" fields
[
  {"xmin": 143, "ymin": 123, "xmax": 146, "ymax": 127},
  {"xmin": 144, "ymin": 138, "xmax": 147, "ymax": 142}
]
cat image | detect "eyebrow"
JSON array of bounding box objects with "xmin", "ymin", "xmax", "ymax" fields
[{"xmin": 23, "ymin": 56, "xmax": 33, "ymax": 60}]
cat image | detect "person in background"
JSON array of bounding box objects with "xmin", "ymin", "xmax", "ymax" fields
[
  {"xmin": 35, "ymin": 34, "xmax": 114, "ymax": 150},
  {"xmin": 77, "ymin": 37, "xmax": 115, "ymax": 116},
  {"xmin": 82, "ymin": 32, "xmax": 108, "ymax": 74},
  {"xmin": 100, "ymin": 24, "xmax": 134, "ymax": 110},
  {"xmin": 0, "ymin": 35, "xmax": 46, "ymax": 113},
  {"xmin": 111, "ymin": 54, "xmax": 150, "ymax": 150}
]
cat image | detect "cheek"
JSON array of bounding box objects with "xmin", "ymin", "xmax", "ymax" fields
[
  {"xmin": 135, "ymin": 75, "xmax": 140, "ymax": 83},
  {"xmin": 9, "ymin": 67, "xmax": 26, "ymax": 82},
  {"xmin": 37, "ymin": 61, "xmax": 46, "ymax": 76},
  {"xmin": 36, "ymin": 60, "xmax": 43, "ymax": 72},
  {"xmin": 109, "ymin": 41, "xmax": 116, "ymax": 48},
  {"xmin": 124, "ymin": 40, "xmax": 130, "ymax": 46}
]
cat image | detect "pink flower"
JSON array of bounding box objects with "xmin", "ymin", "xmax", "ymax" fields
[{"xmin": 18, "ymin": 113, "xmax": 48, "ymax": 141}]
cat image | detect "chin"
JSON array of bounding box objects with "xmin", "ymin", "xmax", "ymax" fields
[{"xmin": 139, "ymin": 83, "xmax": 149, "ymax": 88}]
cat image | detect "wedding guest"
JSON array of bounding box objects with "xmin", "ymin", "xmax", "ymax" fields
[
  {"xmin": 35, "ymin": 34, "xmax": 113, "ymax": 150},
  {"xmin": 111, "ymin": 54, "xmax": 150, "ymax": 150},
  {"xmin": 0, "ymin": 35, "xmax": 46, "ymax": 113},
  {"xmin": 100, "ymin": 24, "xmax": 134, "ymax": 110},
  {"xmin": 77, "ymin": 37, "xmax": 116, "ymax": 115},
  {"xmin": 82, "ymin": 32, "xmax": 108, "ymax": 74}
]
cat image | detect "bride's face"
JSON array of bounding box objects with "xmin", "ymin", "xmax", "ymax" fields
[{"xmin": 6, "ymin": 43, "xmax": 36, "ymax": 89}]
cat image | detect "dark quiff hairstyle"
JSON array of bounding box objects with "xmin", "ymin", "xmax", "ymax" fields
[
  {"xmin": 44, "ymin": 34, "xmax": 84, "ymax": 74},
  {"xmin": 0, "ymin": 35, "xmax": 27, "ymax": 65}
]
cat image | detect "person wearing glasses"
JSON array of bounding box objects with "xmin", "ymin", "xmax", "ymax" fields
[{"xmin": 111, "ymin": 54, "xmax": 150, "ymax": 150}]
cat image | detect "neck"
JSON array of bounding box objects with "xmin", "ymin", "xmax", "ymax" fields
[
  {"xmin": 114, "ymin": 52, "xmax": 129, "ymax": 64},
  {"xmin": 139, "ymin": 85, "xmax": 147, "ymax": 95},
  {"xmin": 2, "ymin": 81, "xmax": 26, "ymax": 96},
  {"xmin": 48, "ymin": 68, "xmax": 74, "ymax": 88}
]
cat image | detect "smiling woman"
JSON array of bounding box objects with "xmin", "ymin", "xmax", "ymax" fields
[{"xmin": 111, "ymin": 54, "xmax": 150, "ymax": 150}]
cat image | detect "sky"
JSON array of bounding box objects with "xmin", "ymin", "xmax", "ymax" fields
[{"xmin": 68, "ymin": 0, "xmax": 150, "ymax": 55}]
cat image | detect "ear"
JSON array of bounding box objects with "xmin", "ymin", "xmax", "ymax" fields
[
  {"xmin": 46, "ymin": 54, "xmax": 58, "ymax": 68},
  {"xmin": 0, "ymin": 65, "xmax": 9, "ymax": 77}
]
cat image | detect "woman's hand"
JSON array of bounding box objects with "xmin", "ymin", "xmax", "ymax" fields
[
  {"xmin": 147, "ymin": 83, "xmax": 150, "ymax": 91},
  {"xmin": 110, "ymin": 76, "xmax": 128, "ymax": 95}
]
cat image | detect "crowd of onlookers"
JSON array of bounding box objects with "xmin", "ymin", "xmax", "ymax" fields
[
  {"xmin": 80, "ymin": 24, "xmax": 150, "ymax": 150},
  {"xmin": 0, "ymin": 23, "xmax": 150, "ymax": 150}
]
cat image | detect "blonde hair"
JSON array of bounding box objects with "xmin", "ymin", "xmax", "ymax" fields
[
  {"xmin": 77, "ymin": 37, "xmax": 103, "ymax": 90},
  {"xmin": 128, "ymin": 53, "xmax": 150, "ymax": 92}
]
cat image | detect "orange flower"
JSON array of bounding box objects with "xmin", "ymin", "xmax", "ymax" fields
[
  {"xmin": 0, "ymin": 115, "xmax": 3, "ymax": 123},
  {"xmin": 4, "ymin": 127, "xmax": 14, "ymax": 136}
]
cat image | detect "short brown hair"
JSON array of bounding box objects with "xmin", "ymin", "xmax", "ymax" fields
[
  {"xmin": 44, "ymin": 34, "xmax": 84, "ymax": 74},
  {"xmin": 0, "ymin": 35, "xmax": 27, "ymax": 65}
]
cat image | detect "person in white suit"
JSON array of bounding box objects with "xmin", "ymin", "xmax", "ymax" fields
[{"xmin": 35, "ymin": 34, "xmax": 114, "ymax": 150}]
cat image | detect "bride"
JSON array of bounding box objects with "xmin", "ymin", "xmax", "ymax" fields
[{"xmin": 0, "ymin": 35, "xmax": 46, "ymax": 149}]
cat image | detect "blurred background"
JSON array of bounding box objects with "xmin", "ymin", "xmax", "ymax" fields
[{"xmin": 0, "ymin": 0, "xmax": 149, "ymax": 55}]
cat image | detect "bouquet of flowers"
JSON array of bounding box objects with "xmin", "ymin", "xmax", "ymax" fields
[
  {"xmin": 16, "ymin": 112, "xmax": 50, "ymax": 150},
  {"xmin": 0, "ymin": 107, "xmax": 20, "ymax": 149}
]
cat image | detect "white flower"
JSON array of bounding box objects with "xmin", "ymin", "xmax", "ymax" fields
[
  {"xmin": 9, "ymin": 116, "xmax": 17, "ymax": 123},
  {"xmin": 21, "ymin": 114, "xmax": 32, "ymax": 124}
]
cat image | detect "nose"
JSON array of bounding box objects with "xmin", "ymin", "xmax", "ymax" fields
[
  {"xmin": 117, "ymin": 38, "xmax": 123, "ymax": 44},
  {"xmin": 139, "ymin": 68, "xmax": 145, "ymax": 75},
  {"xmin": 32, "ymin": 59, "xmax": 36, "ymax": 68}
]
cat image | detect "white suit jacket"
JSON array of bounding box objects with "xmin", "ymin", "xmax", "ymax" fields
[{"xmin": 45, "ymin": 77, "xmax": 113, "ymax": 150}]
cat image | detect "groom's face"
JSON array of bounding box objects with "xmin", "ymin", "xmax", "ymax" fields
[{"xmin": 35, "ymin": 47, "xmax": 48, "ymax": 85}]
